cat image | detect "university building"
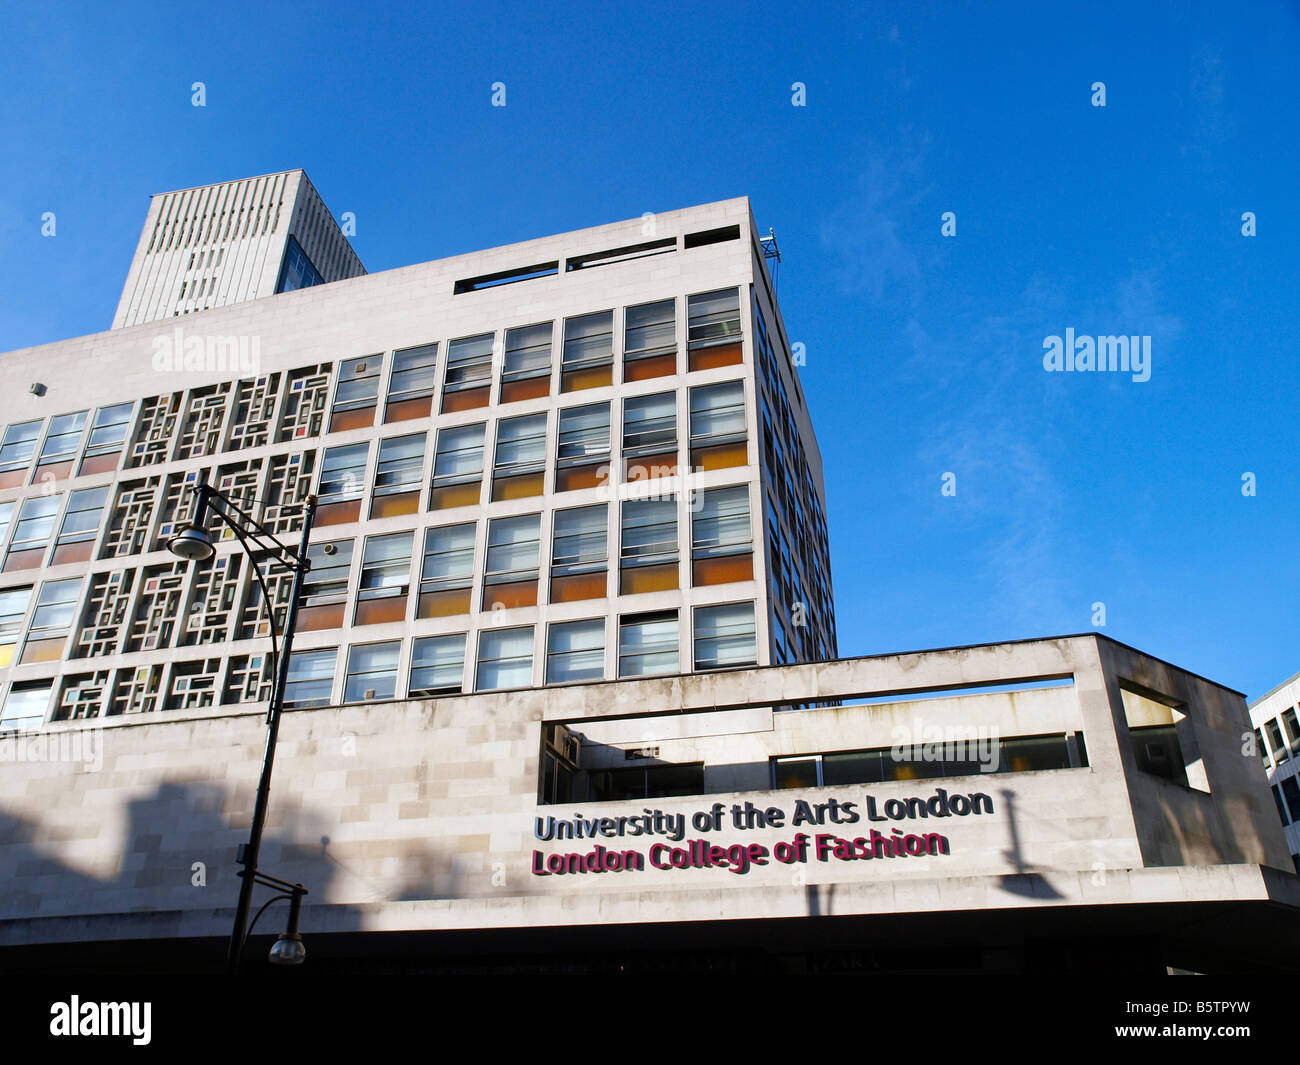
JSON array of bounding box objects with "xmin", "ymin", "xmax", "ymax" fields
[{"xmin": 0, "ymin": 174, "xmax": 1295, "ymax": 974}]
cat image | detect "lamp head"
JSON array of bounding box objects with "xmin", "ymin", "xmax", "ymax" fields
[
  {"xmin": 269, "ymin": 933, "xmax": 306, "ymax": 967},
  {"xmin": 166, "ymin": 524, "xmax": 215, "ymax": 562}
]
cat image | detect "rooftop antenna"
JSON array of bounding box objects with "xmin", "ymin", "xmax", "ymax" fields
[{"xmin": 758, "ymin": 227, "xmax": 781, "ymax": 292}]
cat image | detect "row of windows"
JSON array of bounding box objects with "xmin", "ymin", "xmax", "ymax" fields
[
  {"xmin": 0, "ymin": 486, "xmax": 754, "ymax": 668},
  {"xmin": 0, "ymin": 601, "xmax": 760, "ymax": 729},
  {"xmin": 317, "ymin": 379, "xmax": 748, "ymax": 524},
  {"xmin": 0, "ymin": 289, "xmax": 745, "ymax": 494}
]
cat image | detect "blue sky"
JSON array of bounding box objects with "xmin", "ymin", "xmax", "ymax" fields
[{"xmin": 1, "ymin": 0, "xmax": 1295, "ymax": 698}]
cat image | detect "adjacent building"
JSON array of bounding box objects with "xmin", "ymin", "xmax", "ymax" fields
[{"xmin": 1249, "ymin": 671, "xmax": 1300, "ymax": 874}]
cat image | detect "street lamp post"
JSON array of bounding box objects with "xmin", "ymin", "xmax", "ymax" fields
[{"xmin": 167, "ymin": 478, "xmax": 315, "ymax": 973}]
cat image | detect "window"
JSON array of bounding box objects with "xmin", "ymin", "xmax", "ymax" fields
[
  {"xmin": 687, "ymin": 288, "xmax": 743, "ymax": 371},
  {"xmin": 476, "ymin": 627, "xmax": 534, "ymax": 691},
  {"xmin": 1271, "ymin": 784, "xmax": 1289, "ymax": 826},
  {"xmin": 284, "ymin": 649, "xmax": 336, "ymax": 708},
  {"xmin": 0, "ymin": 586, "xmax": 32, "ymax": 668},
  {"xmin": 624, "ymin": 299, "xmax": 676, "ymax": 381},
  {"xmin": 501, "ymin": 322, "xmax": 552, "ymax": 403},
  {"xmin": 692, "ymin": 485, "xmax": 753, "ymax": 585},
  {"xmin": 694, "ymin": 602, "xmax": 757, "ymax": 670},
  {"xmin": 4, "ymin": 495, "xmax": 60, "ymax": 572},
  {"xmin": 623, "ymin": 392, "xmax": 677, "ymax": 479},
  {"xmin": 1283, "ymin": 708, "xmax": 1300, "ymax": 749},
  {"xmin": 562, "ymin": 311, "xmax": 613, "ymax": 392},
  {"xmin": 409, "ymin": 634, "xmax": 466, "ymax": 696},
  {"xmin": 53, "ymin": 486, "xmax": 109, "ymax": 565},
  {"xmin": 36, "ymin": 411, "xmax": 87, "ymax": 476},
  {"xmin": 386, "ymin": 344, "xmax": 437, "ymax": 423},
  {"xmin": 589, "ymin": 763, "xmax": 703, "ymax": 802},
  {"xmin": 483, "ymin": 514, "xmax": 540, "ymax": 609},
  {"xmin": 547, "ymin": 619, "xmax": 605, "ymax": 684},
  {"xmin": 1, "ymin": 680, "xmax": 52, "ymax": 731},
  {"xmin": 619, "ymin": 611, "xmax": 678, "ymax": 677},
  {"xmin": 442, "ymin": 333, "xmax": 494, "ymax": 412},
  {"xmin": 371, "ymin": 432, "xmax": 425, "ymax": 517},
  {"xmin": 0, "ymin": 420, "xmax": 41, "ymax": 488},
  {"xmin": 492, "ymin": 414, "xmax": 547, "ymax": 501},
  {"xmin": 330, "ymin": 356, "xmax": 382, "ymax": 432},
  {"xmin": 1280, "ymin": 777, "xmax": 1300, "ymax": 822},
  {"xmin": 689, "ymin": 380, "xmax": 747, "ymax": 470},
  {"xmin": 356, "ymin": 533, "xmax": 412, "ymax": 625},
  {"xmin": 0, "ymin": 501, "xmax": 13, "ymax": 551},
  {"xmin": 299, "ymin": 540, "xmax": 353, "ymax": 631},
  {"xmin": 620, "ymin": 497, "xmax": 678, "ymax": 594},
  {"xmin": 419, "ymin": 523, "xmax": 476, "ymax": 618},
  {"xmin": 1263, "ymin": 723, "xmax": 1284, "ymax": 764},
  {"xmin": 551, "ymin": 505, "xmax": 607, "ymax": 603},
  {"xmin": 344, "ymin": 641, "xmax": 400, "ymax": 703},
  {"xmin": 430, "ymin": 423, "xmax": 485, "ymax": 510},
  {"xmin": 1255, "ymin": 728, "xmax": 1270, "ymax": 767},
  {"xmin": 317, "ymin": 442, "xmax": 369, "ymax": 525},
  {"xmin": 20, "ymin": 578, "xmax": 82, "ymax": 664},
  {"xmin": 556, "ymin": 403, "xmax": 610, "ymax": 492}
]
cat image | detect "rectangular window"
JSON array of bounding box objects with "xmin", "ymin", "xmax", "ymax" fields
[
  {"xmin": 773, "ymin": 756, "xmax": 821, "ymax": 789},
  {"xmin": 344, "ymin": 641, "xmax": 400, "ymax": 703},
  {"xmin": 690, "ymin": 380, "xmax": 747, "ymax": 470},
  {"xmin": 687, "ymin": 288, "xmax": 743, "ymax": 371},
  {"xmin": 20, "ymin": 578, "xmax": 82, "ymax": 664},
  {"xmin": 317, "ymin": 442, "xmax": 369, "ymax": 526},
  {"xmin": 692, "ymin": 485, "xmax": 753, "ymax": 585},
  {"xmin": 624, "ymin": 299, "xmax": 676, "ymax": 381},
  {"xmin": 1282, "ymin": 777, "xmax": 1300, "ymax": 822},
  {"xmin": 1283, "ymin": 708, "xmax": 1300, "ymax": 748},
  {"xmin": 562, "ymin": 311, "xmax": 613, "ymax": 392},
  {"xmin": 1266, "ymin": 719, "xmax": 1289, "ymax": 763},
  {"xmin": 492, "ymin": 413, "xmax": 547, "ymax": 501},
  {"xmin": 4, "ymin": 495, "xmax": 60, "ymax": 573},
  {"xmin": 476, "ymin": 626, "xmax": 534, "ymax": 691},
  {"xmin": 619, "ymin": 611, "xmax": 678, "ymax": 677},
  {"xmin": 52, "ymin": 486, "xmax": 109, "ymax": 566},
  {"xmin": 356, "ymin": 532, "xmax": 412, "ymax": 625},
  {"xmin": 0, "ymin": 586, "xmax": 32, "ymax": 668},
  {"xmin": 1272, "ymin": 784, "xmax": 1289, "ymax": 826},
  {"xmin": 419, "ymin": 523, "xmax": 476, "ymax": 618},
  {"xmin": 0, "ymin": 420, "xmax": 42, "ymax": 489},
  {"xmin": 330, "ymin": 355, "xmax": 382, "ymax": 432},
  {"xmin": 483, "ymin": 514, "xmax": 540, "ymax": 610},
  {"xmin": 623, "ymin": 392, "xmax": 677, "ymax": 480},
  {"xmin": 299, "ymin": 539, "xmax": 354, "ymax": 631},
  {"xmin": 36, "ymin": 411, "xmax": 87, "ymax": 479},
  {"xmin": 551, "ymin": 505, "xmax": 607, "ymax": 603},
  {"xmin": 1, "ymin": 680, "xmax": 52, "ymax": 730},
  {"xmin": 429, "ymin": 423, "xmax": 485, "ymax": 510},
  {"xmin": 1255, "ymin": 728, "xmax": 1269, "ymax": 766},
  {"xmin": 547, "ymin": 619, "xmax": 605, "ymax": 684},
  {"xmin": 80, "ymin": 402, "xmax": 134, "ymax": 475},
  {"xmin": 371, "ymin": 432, "xmax": 425, "ymax": 517},
  {"xmin": 556, "ymin": 403, "xmax": 610, "ymax": 492},
  {"xmin": 501, "ymin": 322, "xmax": 553, "ymax": 404},
  {"xmin": 694, "ymin": 602, "xmax": 757, "ymax": 670},
  {"xmin": 442, "ymin": 333, "xmax": 495, "ymax": 412},
  {"xmin": 409, "ymin": 634, "xmax": 466, "ymax": 696},
  {"xmin": 0, "ymin": 501, "xmax": 13, "ymax": 552},
  {"xmin": 385, "ymin": 344, "xmax": 438, "ymax": 423},
  {"xmin": 284, "ymin": 648, "xmax": 336, "ymax": 708},
  {"xmin": 589, "ymin": 764, "xmax": 704, "ymax": 802},
  {"xmin": 620, "ymin": 497, "xmax": 678, "ymax": 594}
]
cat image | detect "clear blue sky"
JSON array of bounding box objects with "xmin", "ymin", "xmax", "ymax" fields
[{"xmin": 1, "ymin": 0, "xmax": 1295, "ymax": 699}]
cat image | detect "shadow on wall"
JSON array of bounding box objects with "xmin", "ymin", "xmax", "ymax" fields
[{"xmin": 0, "ymin": 777, "xmax": 492, "ymax": 950}]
